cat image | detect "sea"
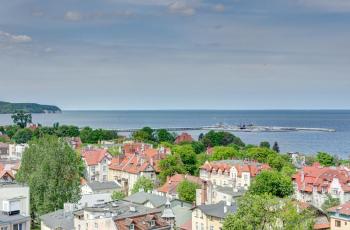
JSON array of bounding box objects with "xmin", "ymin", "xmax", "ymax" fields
[{"xmin": 0, "ymin": 110, "xmax": 349, "ymax": 157}]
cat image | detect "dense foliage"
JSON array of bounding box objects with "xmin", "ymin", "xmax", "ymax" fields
[
  {"xmin": 16, "ymin": 136, "xmax": 82, "ymax": 219},
  {"xmin": 316, "ymin": 152, "xmax": 336, "ymax": 166},
  {"xmin": 112, "ymin": 191, "xmax": 126, "ymax": 200},
  {"xmin": 11, "ymin": 111, "xmax": 32, "ymax": 128},
  {"xmin": 222, "ymin": 194, "xmax": 314, "ymax": 230},
  {"xmin": 177, "ymin": 180, "xmax": 200, "ymax": 202},
  {"xmin": 131, "ymin": 176, "xmax": 154, "ymax": 194},
  {"xmin": 201, "ymin": 131, "xmax": 245, "ymax": 147}
]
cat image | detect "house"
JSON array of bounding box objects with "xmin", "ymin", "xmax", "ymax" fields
[
  {"xmin": 191, "ymin": 201, "xmax": 237, "ymax": 230},
  {"xmin": 156, "ymin": 174, "xmax": 202, "ymax": 199},
  {"xmin": 0, "ymin": 182, "xmax": 31, "ymax": 230},
  {"xmin": 199, "ymin": 160, "xmax": 270, "ymax": 190},
  {"xmin": 123, "ymin": 142, "xmax": 153, "ymax": 155},
  {"xmin": 108, "ymin": 154, "xmax": 157, "ymax": 194},
  {"xmin": 292, "ymin": 163, "xmax": 350, "ymax": 209},
  {"xmin": 327, "ymin": 201, "xmax": 350, "ymax": 230},
  {"xmin": 81, "ymin": 181, "xmax": 122, "ymax": 195},
  {"xmin": 73, "ymin": 200, "xmax": 171, "ymax": 230},
  {"xmin": 40, "ymin": 194, "xmax": 112, "ymax": 230},
  {"xmin": 175, "ymin": 133, "xmax": 193, "ymax": 144},
  {"xmin": 65, "ymin": 137, "xmax": 82, "ymax": 150},
  {"xmin": 8, "ymin": 143, "xmax": 28, "ymax": 160},
  {"xmin": 0, "ymin": 143, "xmax": 9, "ymax": 159},
  {"xmin": 288, "ymin": 152, "xmax": 306, "ymax": 169},
  {"xmin": 125, "ymin": 191, "xmax": 193, "ymax": 228},
  {"xmin": 82, "ymin": 148, "xmax": 112, "ymax": 182}
]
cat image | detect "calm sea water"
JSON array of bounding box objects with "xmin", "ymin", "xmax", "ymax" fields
[{"xmin": 0, "ymin": 110, "xmax": 349, "ymax": 157}]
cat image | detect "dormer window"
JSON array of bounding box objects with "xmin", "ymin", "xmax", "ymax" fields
[
  {"xmin": 129, "ymin": 224, "xmax": 135, "ymax": 230},
  {"xmin": 150, "ymin": 220, "xmax": 155, "ymax": 227}
]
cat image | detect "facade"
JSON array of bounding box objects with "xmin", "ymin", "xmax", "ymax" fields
[
  {"xmin": 175, "ymin": 133, "xmax": 193, "ymax": 144},
  {"xmin": 73, "ymin": 200, "xmax": 171, "ymax": 230},
  {"xmin": 292, "ymin": 163, "xmax": 350, "ymax": 209},
  {"xmin": 328, "ymin": 201, "xmax": 350, "ymax": 230},
  {"xmin": 156, "ymin": 174, "xmax": 202, "ymax": 199},
  {"xmin": 199, "ymin": 160, "xmax": 270, "ymax": 190},
  {"xmin": 0, "ymin": 143, "xmax": 9, "ymax": 159},
  {"xmin": 191, "ymin": 201, "xmax": 237, "ymax": 230},
  {"xmin": 0, "ymin": 182, "xmax": 31, "ymax": 230},
  {"xmin": 196, "ymin": 182, "xmax": 245, "ymax": 205},
  {"xmin": 8, "ymin": 144, "xmax": 28, "ymax": 160},
  {"xmin": 82, "ymin": 149, "xmax": 112, "ymax": 182},
  {"xmin": 288, "ymin": 152, "xmax": 306, "ymax": 169}
]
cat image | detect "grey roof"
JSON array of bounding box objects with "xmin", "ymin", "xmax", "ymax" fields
[
  {"xmin": 124, "ymin": 192, "xmax": 167, "ymax": 208},
  {"xmin": 215, "ymin": 186, "xmax": 246, "ymax": 197},
  {"xmin": 40, "ymin": 209, "xmax": 74, "ymax": 230},
  {"xmin": 78, "ymin": 193, "xmax": 112, "ymax": 208},
  {"xmin": 0, "ymin": 214, "xmax": 30, "ymax": 224},
  {"xmin": 196, "ymin": 201, "xmax": 237, "ymax": 219},
  {"xmin": 87, "ymin": 181, "xmax": 120, "ymax": 192},
  {"xmin": 171, "ymin": 201, "xmax": 192, "ymax": 226}
]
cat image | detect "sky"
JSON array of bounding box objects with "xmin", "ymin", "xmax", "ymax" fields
[{"xmin": 0, "ymin": 0, "xmax": 350, "ymax": 110}]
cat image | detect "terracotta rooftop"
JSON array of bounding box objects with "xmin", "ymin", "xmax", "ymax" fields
[
  {"xmin": 175, "ymin": 133, "xmax": 193, "ymax": 144},
  {"xmin": 82, "ymin": 149, "xmax": 111, "ymax": 166},
  {"xmin": 328, "ymin": 201, "xmax": 350, "ymax": 216},
  {"xmin": 157, "ymin": 174, "xmax": 202, "ymax": 194}
]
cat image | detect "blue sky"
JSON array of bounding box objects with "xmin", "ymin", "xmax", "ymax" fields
[{"xmin": 1, "ymin": 0, "xmax": 350, "ymax": 110}]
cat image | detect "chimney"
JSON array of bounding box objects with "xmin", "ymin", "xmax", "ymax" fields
[
  {"xmin": 201, "ymin": 181, "xmax": 208, "ymax": 204},
  {"xmin": 301, "ymin": 169, "xmax": 305, "ymax": 182}
]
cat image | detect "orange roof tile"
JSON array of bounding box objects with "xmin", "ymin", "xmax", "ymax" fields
[{"xmin": 82, "ymin": 149, "xmax": 111, "ymax": 166}]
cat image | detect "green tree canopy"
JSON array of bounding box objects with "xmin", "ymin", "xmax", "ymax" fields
[
  {"xmin": 172, "ymin": 145, "xmax": 197, "ymax": 174},
  {"xmin": 222, "ymin": 194, "xmax": 314, "ymax": 230},
  {"xmin": 158, "ymin": 154, "xmax": 187, "ymax": 184},
  {"xmin": 16, "ymin": 136, "xmax": 82, "ymax": 219},
  {"xmin": 56, "ymin": 125, "xmax": 80, "ymax": 137},
  {"xmin": 210, "ymin": 146, "xmax": 241, "ymax": 161},
  {"xmin": 131, "ymin": 176, "xmax": 154, "ymax": 194},
  {"xmin": 316, "ymin": 152, "xmax": 336, "ymax": 166},
  {"xmin": 132, "ymin": 127, "xmax": 155, "ymax": 143},
  {"xmin": 260, "ymin": 141, "xmax": 271, "ymax": 149},
  {"xmin": 155, "ymin": 129, "xmax": 176, "ymax": 143},
  {"xmin": 201, "ymin": 131, "xmax": 245, "ymax": 148},
  {"xmin": 249, "ymin": 170, "xmax": 293, "ymax": 198},
  {"xmin": 321, "ymin": 194, "xmax": 340, "ymax": 211},
  {"xmin": 177, "ymin": 180, "xmax": 200, "ymax": 203},
  {"xmin": 111, "ymin": 191, "xmax": 126, "ymax": 200},
  {"xmin": 11, "ymin": 111, "xmax": 32, "ymax": 128},
  {"xmin": 12, "ymin": 128, "xmax": 34, "ymax": 144},
  {"xmin": 245, "ymin": 147, "xmax": 277, "ymax": 163},
  {"xmin": 80, "ymin": 127, "xmax": 117, "ymax": 144},
  {"xmin": 272, "ymin": 141, "xmax": 280, "ymax": 153}
]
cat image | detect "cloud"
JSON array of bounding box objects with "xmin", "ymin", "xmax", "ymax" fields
[
  {"xmin": 64, "ymin": 11, "xmax": 82, "ymax": 21},
  {"xmin": 168, "ymin": 1, "xmax": 196, "ymax": 15},
  {"xmin": 0, "ymin": 31, "xmax": 32, "ymax": 43},
  {"xmin": 296, "ymin": 0, "xmax": 350, "ymax": 12},
  {"xmin": 213, "ymin": 4, "xmax": 225, "ymax": 12}
]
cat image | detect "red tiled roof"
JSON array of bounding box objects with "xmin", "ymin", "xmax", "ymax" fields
[
  {"xmin": 200, "ymin": 160, "xmax": 270, "ymax": 177},
  {"xmin": 0, "ymin": 170, "xmax": 14, "ymax": 180},
  {"xmin": 293, "ymin": 165, "xmax": 350, "ymax": 194},
  {"xmin": 109, "ymin": 154, "xmax": 154, "ymax": 174},
  {"xmin": 157, "ymin": 174, "xmax": 202, "ymax": 194},
  {"xmin": 0, "ymin": 163, "xmax": 4, "ymax": 172},
  {"xmin": 82, "ymin": 149, "xmax": 111, "ymax": 166},
  {"xmin": 328, "ymin": 201, "xmax": 350, "ymax": 216},
  {"xmin": 123, "ymin": 143, "xmax": 152, "ymax": 155},
  {"xmin": 115, "ymin": 212, "xmax": 169, "ymax": 230},
  {"xmin": 175, "ymin": 133, "xmax": 193, "ymax": 144}
]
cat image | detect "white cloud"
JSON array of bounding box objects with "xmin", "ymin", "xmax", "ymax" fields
[
  {"xmin": 0, "ymin": 31, "xmax": 32, "ymax": 43},
  {"xmin": 296, "ymin": 0, "xmax": 350, "ymax": 12},
  {"xmin": 213, "ymin": 4, "xmax": 225, "ymax": 12},
  {"xmin": 64, "ymin": 11, "xmax": 82, "ymax": 21},
  {"xmin": 168, "ymin": 1, "xmax": 196, "ymax": 15}
]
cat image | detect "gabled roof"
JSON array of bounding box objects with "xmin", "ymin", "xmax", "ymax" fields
[
  {"xmin": 328, "ymin": 201, "xmax": 350, "ymax": 216},
  {"xmin": 194, "ymin": 201, "xmax": 237, "ymax": 219},
  {"xmin": 109, "ymin": 154, "xmax": 155, "ymax": 174},
  {"xmin": 82, "ymin": 149, "xmax": 111, "ymax": 166},
  {"xmin": 157, "ymin": 174, "xmax": 202, "ymax": 194},
  {"xmin": 124, "ymin": 192, "xmax": 167, "ymax": 208},
  {"xmin": 86, "ymin": 181, "xmax": 121, "ymax": 192}
]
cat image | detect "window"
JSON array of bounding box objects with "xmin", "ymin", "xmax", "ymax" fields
[
  {"xmin": 91, "ymin": 166, "xmax": 96, "ymax": 173},
  {"xmin": 129, "ymin": 224, "xmax": 135, "ymax": 230},
  {"xmin": 91, "ymin": 176, "xmax": 95, "ymax": 181},
  {"xmin": 335, "ymin": 220, "xmax": 341, "ymax": 227},
  {"xmin": 103, "ymin": 175, "xmax": 107, "ymax": 181},
  {"xmin": 195, "ymin": 210, "xmax": 198, "ymax": 217},
  {"xmin": 210, "ymin": 226, "xmax": 214, "ymax": 230},
  {"xmin": 13, "ymin": 224, "xmax": 23, "ymax": 230},
  {"xmin": 1, "ymin": 227, "xmax": 9, "ymax": 230},
  {"xmin": 150, "ymin": 220, "xmax": 155, "ymax": 227},
  {"xmin": 201, "ymin": 223, "xmax": 204, "ymax": 230},
  {"xmin": 103, "ymin": 165, "xmax": 107, "ymax": 172},
  {"xmin": 78, "ymin": 225, "xmax": 81, "ymax": 230},
  {"xmin": 95, "ymin": 223, "xmax": 98, "ymax": 230},
  {"xmin": 244, "ymin": 174, "xmax": 248, "ymax": 181},
  {"xmin": 196, "ymin": 222, "xmax": 199, "ymax": 230}
]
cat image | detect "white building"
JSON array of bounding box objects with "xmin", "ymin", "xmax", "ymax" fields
[
  {"xmin": 82, "ymin": 149, "xmax": 112, "ymax": 182},
  {"xmin": 9, "ymin": 144, "xmax": 28, "ymax": 160},
  {"xmin": 0, "ymin": 182, "xmax": 31, "ymax": 230}
]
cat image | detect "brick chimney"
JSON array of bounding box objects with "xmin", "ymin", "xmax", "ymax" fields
[{"xmin": 201, "ymin": 181, "xmax": 208, "ymax": 204}]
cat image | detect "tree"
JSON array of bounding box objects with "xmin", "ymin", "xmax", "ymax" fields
[
  {"xmin": 201, "ymin": 131, "xmax": 245, "ymax": 148},
  {"xmin": 16, "ymin": 136, "xmax": 82, "ymax": 219},
  {"xmin": 11, "ymin": 111, "xmax": 32, "ymax": 128},
  {"xmin": 132, "ymin": 127, "xmax": 155, "ymax": 143},
  {"xmin": 12, "ymin": 128, "xmax": 33, "ymax": 144},
  {"xmin": 177, "ymin": 180, "xmax": 200, "ymax": 203},
  {"xmin": 210, "ymin": 146, "xmax": 240, "ymax": 161},
  {"xmin": 260, "ymin": 141, "xmax": 271, "ymax": 149},
  {"xmin": 56, "ymin": 125, "xmax": 80, "ymax": 137},
  {"xmin": 272, "ymin": 141, "xmax": 280, "ymax": 153},
  {"xmin": 80, "ymin": 127, "xmax": 117, "ymax": 144},
  {"xmin": 249, "ymin": 170, "xmax": 293, "ymax": 198},
  {"xmin": 131, "ymin": 176, "xmax": 154, "ymax": 194},
  {"xmin": 316, "ymin": 152, "xmax": 336, "ymax": 166},
  {"xmin": 158, "ymin": 154, "xmax": 187, "ymax": 184},
  {"xmin": 172, "ymin": 145, "xmax": 197, "ymax": 175},
  {"xmin": 4, "ymin": 125, "xmax": 20, "ymax": 138},
  {"xmin": 321, "ymin": 194, "xmax": 340, "ymax": 211},
  {"xmin": 112, "ymin": 191, "xmax": 126, "ymax": 200},
  {"xmin": 155, "ymin": 129, "xmax": 175, "ymax": 143},
  {"xmin": 222, "ymin": 194, "xmax": 314, "ymax": 230},
  {"xmin": 191, "ymin": 141, "xmax": 205, "ymax": 154},
  {"xmin": 245, "ymin": 147, "xmax": 277, "ymax": 163}
]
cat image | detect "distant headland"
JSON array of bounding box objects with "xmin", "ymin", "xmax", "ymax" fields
[{"xmin": 0, "ymin": 101, "xmax": 61, "ymax": 114}]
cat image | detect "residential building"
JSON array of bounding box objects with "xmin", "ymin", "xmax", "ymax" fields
[
  {"xmin": 8, "ymin": 144, "xmax": 28, "ymax": 160},
  {"xmin": 73, "ymin": 200, "xmax": 171, "ymax": 230},
  {"xmin": 327, "ymin": 201, "xmax": 350, "ymax": 230},
  {"xmin": 82, "ymin": 149, "xmax": 112, "ymax": 182},
  {"xmin": 292, "ymin": 163, "xmax": 350, "ymax": 209},
  {"xmin": 0, "ymin": 143, "xmax": 9, "ymax": 159},
  {"xmin": 123, "ymin": 142, "xmax": 153, "ymax": 155},
  {"xmin": 199, "ymin": 160, "xmax": 270, "ymax": 190},
  {"xmin": 288, "ymin": 152, "xmax": 306, "ymax": 169},
  {"xmin": 125, "ymin": 191, "xmax": 193, "ymax": 228},
  {"xmin": 175, "ymin": 133, "xmax": 193, "ymax": 144},
  {"xmin": 0, "ymin": 182, "xmax": 31, "ymax": 230},
  {"xmin": 191, "ymin": 201, "xmax": 237, "ymax": 230},
  {"xmin": 81, "ymin": 181, "xmax": 122, "ymax": 195},
  {"xmin": 156, "ymin": 174, "xmax": 202, "ymax": 199}
]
